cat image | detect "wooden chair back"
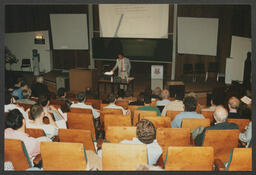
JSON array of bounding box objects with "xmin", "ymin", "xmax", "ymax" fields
[
  {"xmin": 58, "ymin": 129, "xmax": 96, "ymax": 152},
  {"xmin": 100, "ymin": 103, "xmax": 108, "ymax": 110},
  {"xmin": 104, "ymin": 114, "xmax": 132, "ymax": 131},
  {"xmin": 25, "ymin": 128, "xmax": 45, "ymax": 138},
  {"xmin": 203, "ymin": 129, "xmax": 240, "ymax": 162},
  {"xmin": 50, "ymin": 99, "xmax": 67, "ymax": 112},
  {"xmin": 51, "ymin": 104, "xmax": 61, "ymax": 110},
  {"xmin": 67, "ymin": 112, "xmax": 96, "ymax": 140},
  {"xmin": 4, "ymin": 139, "xmax": 31, "ymax": 170},
  {"xmin": 70, "ymin": 107, "xmax": 92, "ymax": 114},
  {"xmin": 40, "ymin": 142, "xmax": 87, "ymax": 170},
  {"xmin": 164, "ymin": 146, "xmax": 214, "ymax": 171},
  {"xmin": 166, "ymin": 110, "xmax": 183, "ymax": 121},
  {"xmin": 105, "ymin": 126, "xmax": 137, "ymax": 143},
  {"xmin": 227, "ymin": 148, "xmax": 252, "ymax": 171},
  {"xmin": 115, "ymin": 100, "xmax": 129, "ymax": 109},
  {"xmin": 84, "ymin": 101, "xmax": 93, "ymax": 106},
  {"xmin": 182, "ymin": 118, "xmax": 210, "ymax": 131},
  {"xmin": 201, "ymin": 110, "xmax": 214, "ymax": 123},
  {"xmin": 227, "ymin": 119, "xmax": 250, "ymax": 132},
  {"xmin": 100, "ymin": 108, "xmax": 123, "ymax": 124},
  {"xmin": 133, "ymin": 110, "xmax": 157, "ymax": 126},
  {"xmin": 156, "ymin": 128, "xmax": 191, "ymax": 161},
  {"xmin": 141, "ymin": 116, "xmax": 171, "ymax": 128},
  {"xmin": 128, "ymin": 105, "xmax": 143, "ymax": 123},
  {"xmin": 102, "ymin": 143, "xmax": 147, "ymax": 170},
  {"xmin": 86, "ymin": 99, "xmax": 102, "ymax": 110}
]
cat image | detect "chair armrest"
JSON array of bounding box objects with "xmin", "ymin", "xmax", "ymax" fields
[{"xmin": 214, "ymin": 159, "xmax": 225, "ymax": 171}]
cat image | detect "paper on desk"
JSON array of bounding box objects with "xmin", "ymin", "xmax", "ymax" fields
[
  {"xmin": 241, "ymin": 96, "xmax": 252, "ymax": 105},
  {"xmin": 104, "ymin": 71, "xmax": 113, "ymax": 75}
]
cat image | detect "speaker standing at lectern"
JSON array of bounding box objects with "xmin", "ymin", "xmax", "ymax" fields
[{"xmin": 111, "ymin": 53, "xmax": 131, "ymax": 90}]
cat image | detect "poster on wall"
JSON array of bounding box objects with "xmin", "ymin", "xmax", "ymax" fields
[{"xmin": 151, "ymin": 65, "xmax": 163, "ymax": 79}]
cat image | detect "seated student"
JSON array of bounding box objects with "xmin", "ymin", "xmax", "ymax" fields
[
  {"xmin": 227, "ymin": 96, "xmax": 242, "ymax": 118},
  {"xmin": 201, "ymin": 94, "xmax": 217, "ymax": 112},
  {"xmin": 156, "ymin": 89, "xmax": 171, "ymax": 106},
  {"xmin": 161, "ymin": 91, "xmax": 184, "ymax": 116},
  {"xmin": 171, "ymin": 96, "xmax": 204, "ymax": 128},
  {"xmin": 26, "ymin": 104, "xmax": 58, "ymax": 140},
  {"xmin": 5, "ymin": 109, "xmax": 50, "ymax": 163},
  {"xmin": 38, "ymin": 94, "xmax": 67, "ymax": 128},
  {"xmin": 136, "ymin": 94, "xmax": 161, "ymax": 116},
  {"xmin": 12, "ymin": 82, "xmax": 29, "ymax": 100},
  {"xmin": 16, "ymin": 89, "xmax": 36, "ymax": 105},
  {"xmin": 120, "ymin": 119, "xmax": 162, "ymax": 166},
  {"xmin": 31, "ymin": 75, "xmax": 50, "ymax": 98},
  {"xmin": 56, "ymin": 87, "xmax": 72, "ymax": 112},
  {"xmin": 70, "ymin": 92, "xmax": 100, "ymax": 119},
  {"xmin": 151, "ymin": 87, "xmax": 162, "ymax": 100},
  {"xmin": 129, "ymin": 92, "xmax": 144, "ymax": 106},
  {"xmin": 239, "ymin": 121, "xmax": 252, "ymax": 147},
  {"xmin": 104, "ymin": 94, "xmax": 128, "ymax": 115},
  {"xmin": 195, "ymin": 106, "xmax": 239, "ymax": 146}
]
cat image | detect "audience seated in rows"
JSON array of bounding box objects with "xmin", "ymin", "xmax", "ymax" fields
[
  {"xmin": 156, "ymin": 89, "xmax": 171, "ymax": 107},
  {"xmin": 16, "ymin": 90, "xmax": 36, "ymax": 105},
  {"xmin": 137, "ymin": 94, "xmax": 161, "ymax": 116},
  {"xmin": 12, "ymin": 82, "xmax": 29, "ymax": 100},
  {"xmin": 56, "ymin": 88, "xmax": 72, "ymax": 111},
  {"xmin": 195, "ymin": 105, "xmax": 239, "ymax": 146},
  {"xmin": 120, "ymin": 119, "xmax": 162, "ymax": 166},
  {"xmin": 104, "ymin": 94, "xmax": 128, "ymax": 115},
  {"xmin": 70, "ymin": 92, "xmax": 100, "ymax": 119},
  {"xmin": 161, "ymin": 91, "xmax": 184, "ymax": 116},
  {"xmin": 26, "ymin": 104, "xmax": 58, "ymax": 140},
  {"xmin": 31, "ymin": 75, "xmax": 50, "ymax": 98},
  {"xmin": 129, "ymin": 92, "xmax": 144, "ymax": 106},
  {"xmin": 171, "ymin": 96, "xmax": 204, "ymax": 128}
]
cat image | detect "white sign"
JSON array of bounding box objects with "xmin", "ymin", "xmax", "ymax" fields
[{"xmin": 151, "ymin": 65, "xmax": 163, "ymax": 79}]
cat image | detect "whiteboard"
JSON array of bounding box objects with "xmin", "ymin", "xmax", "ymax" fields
[
  {"xmin": 50, "ymin": 14, "xmax": 89, "ymax": 50},
  {"xmin": 99, "ymin": 4, "xmax": 169, "ymax": 38},
  {"xmin": 177, "ymin": 17, "xmax": 219, "ymax": 56},
  {"xmin": 225, "ymin": 36, "xmax": 251, "ymax": 84}
]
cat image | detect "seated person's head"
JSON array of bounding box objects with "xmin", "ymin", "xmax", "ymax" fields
[
  {"xmin": 176, "ymin": 91, "xmax": 184, "ymax": 101},
  {"xmin": 30, "ymin": 104, "xmax": 44, "ymax": 121},
  {"xmin": 137, "ymin": 92, "xmax": 144, "ymax": 102},
  {"xmin": 20, "ymin": 82, "xmax": 28, "ymax": 91},
  {"xmin": 183, "ymin": 96, "xmax": 197, "ymax": 112},
  {"xmin": 228, "ymin": 96, "xmax": 240, "ymax": 111},
  {"xmin": 21, "ymin": 89, "xmax": 31, "ymax": 99},
  {"xmin": 57, "ymin": 88, "xmax": 66, "ymax": 98},
  {"xmin": 144, "ymin": 94, "xmax": 151, "ymax": 105},
  {"xmin": 161, "ymin": 89, "xmax": 170, "ymax": 100},
  {"xmin": 5, "ymin": 109, "xmax": 25, "ymax": 130},
  {"xmin": 77, "ymin": 92, "xmax": 86, "ymax": 103},
  {"xmin": 107, "ymin": 94, "xmax": 116, "ymax": 103},
  {"xmin": 153, "ymin": 87, "xmax": 161, "ymax": 96},
  {"xmin": 136, "ymin": 119, "xmax": 156, "ymax": 144},
  {"xmin": 36, "ymin": 75, "xmax": 44, "ymax": 83},
  {"xmin": 213, "ymin": 105, "xmax": 228, "ymax": 123},
  {"xmin": 38, "ymin": 94, "xmax": 50, "ymax": 107},
  {"xmin": 118, "ymin": 89, "xmax": 125, "ymax": 98}
]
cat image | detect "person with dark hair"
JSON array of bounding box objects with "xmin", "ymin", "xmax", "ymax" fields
[
  {"xmin": 136, "ymin": 94, "xmax": 161, "ymax": 116},
  {"xmin": 16, "ymin": 89, "xmax": 36, "ymax": 105},
  {"xmin": 26, "ymin": 104, "xmax": 58, "ymax": 139},
  {"xmin": 171, "ymin": 96, "xmax": 204, "ymax": 128},
  {"xmin": 120, "ymin": 119, "xmax": 162, "ymax": 165},
  {"xmin": 56, "ymin": 88, "xmax": 72, "ymax": 112},
  {"xmin": 201, "ymin": 94, "xmax": 217, "ymax": 112},
  {"xmin": 12, "ymin": 81, "xmax": 29, "ymax": 99},
  {"xmin": 31, "ymin": 75, "xmax": 50, "ymax": 98},
  {"xmin": 5, "ymin": 109, "xmax": 41, "ymax": 162},
  {"xmin": 129, "ymin": 92, "xmax": 144, "ymax": 106},
  {"xmin": 70, "ymin": 92, "xmax": 100, "ymax": 119},
  {"xmin": 104, "ymin": 93, "xmax": 128, "ymax": 115}
]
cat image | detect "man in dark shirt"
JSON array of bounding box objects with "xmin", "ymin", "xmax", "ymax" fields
[
  {"xmin": 129, "ymin": 92, "xmax": 144, "ymax": 106},
  {"xmin": 31, "ymin": 76, "xmax": 49, "ymax": 98},
  {"xmin": 195, "ymin": 105, "xmax": 239, "ymax": 146}
]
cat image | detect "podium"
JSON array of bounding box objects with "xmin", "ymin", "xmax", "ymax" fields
[{"xmin": 69, "ymin": 68, "xmax": 96, "ymax": 94}]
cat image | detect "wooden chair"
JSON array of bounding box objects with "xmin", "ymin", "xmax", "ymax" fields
[
  {"xmin": 4, "ymin": 139, "xmax": 32, "ymax": 170},
  {"xmin": 104, "ymin": 114, "xmax": 132, "ymax": 131},
  {"xmin": 156, "ymin": 128, "xmax": 191, "ymax": 161},
  {"xmin": 105, "ymin": 126, "xmax": 137, "ymax": 143},
  {"xmin": 100, "ymin": 108, "xmax": 123, "ymax": 124},
  {"xmin": 227, "ymin": 118, "xmax": 250, "ymax": 132},
  {"xmin": 84, "ymin": 101, "xmax": 93, "ymax": 106},
  {"xmin": 67, "ymin": 112, "xmax": 96, "ymax": 140},
  {"xmin": 58, "ymin": 129, "xmax": 96, "ymax": 152},
  {"xmin": 40, "ymin": 142, "xmax": 87, "ymax": 170},
  {"xmin": 86, "ymin": 99, "xmax": 102, "ymax": 110},
  {"xmin": 115, "ymin": 100, "xmax": 129, "ymax": 109},
  {"xmin": 50, "ymin": 99, "xmax": 68, "ymax": 112},
  {"xmin": 164, "ymin": 146, "xmax": 214, "ymax": 171},
  {"xmin": 51, "ymin": 104, "xmax": 61, "ymax": 110},
  {"xmin": 102, "ymin": 143, "xmax": 147, "ymax": 170},
  {"xmin": 100, "ymin": 103, "xmax": 108, "ymax": 110},
  {"xmin": 25, "ymin": 128, "xmax": 45, "ymax": 138},
  {"xmin": 225, "ymin": 148, "xmax": 252, "ymax": 171},
  {"xmin": 166, "ymin": 110, "xmax": 183, "ymax": 121},
  {"xmin": 15, "ymin": 103, "xmax": 32, "ymax": 111},
  {"xmin": 128, "ymin": 105, "xmax": 143, "ymax": 124},
  {"xmin": 202, "ymin": 129, "xmax": 240, "ymax": 162},
  {"xmin": 70, "ymin": 107, "xmax": 92, "ymax": 114},
  {"xmin": 133, "ymin": 110, "xmax": 157, "ymax": 126},
  {"xmin": 201, "ymin": 110, "xmax": 214, "ymax": 123},
  {"xmin": 182, "ymin": 118, "xmax": 210, "ymax": 131},
  {"xmin": 141, "ymin": 116, "xmax": 171, "ymax": 128}
]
